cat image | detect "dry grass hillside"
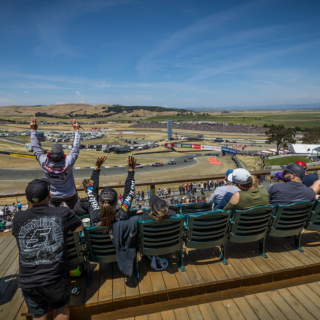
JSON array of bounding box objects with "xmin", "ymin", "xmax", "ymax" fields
[{"xmin": 0, "ymin": 104, "xmax": 181, "ymax": 120}]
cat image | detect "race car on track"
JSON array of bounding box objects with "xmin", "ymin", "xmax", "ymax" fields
[
  {"xmin": 183, "ymin": 159, "xmax": 189, "ymax": 162},
  {"xmin": 135, "ymin": 164, "xmax": 143, "ymax": 168},
  {"xmin": 152, "ymin": 162, "xmax": 163, "ymax": 167},
  {"xmin": 167, "ymin": 161, "xmax": 176, "ymax": 165}
]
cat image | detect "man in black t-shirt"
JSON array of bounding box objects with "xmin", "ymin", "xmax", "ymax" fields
[{"xmin": 13, "ymin": 178, "xmax": 83, "ymax": 320}]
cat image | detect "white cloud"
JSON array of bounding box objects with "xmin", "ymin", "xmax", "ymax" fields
[
  {"xmin": 76, "ymin": 91, "xmax": 81, "ymax": 96},
  {"xmin": 24, "ymin": 91, "xmax": 29, "ymax": 94},
  {"xmin": 55, "ymin": 101, "xmax": 66, "ymax": 104},
  {"xmin": 79, "ymin": 100, "xmax": 85, "ymax": 103},
  {"xmin": 95, "ymin": 81, "xmax": 110, "ymax": 88}
]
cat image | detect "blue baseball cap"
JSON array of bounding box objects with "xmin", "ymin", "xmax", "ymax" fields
[{"xmin": 226, "ymin": 169, "xmax": 233, "ymax": 176}]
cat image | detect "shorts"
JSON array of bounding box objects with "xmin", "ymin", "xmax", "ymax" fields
[{"xmin": 22, "ymin": 276, "xmax": 71, "ymax": 318}]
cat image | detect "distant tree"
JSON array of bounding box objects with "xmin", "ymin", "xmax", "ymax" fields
[
  {"xmin": 263, "ymin": 124, "xmax": 269, "ymax": 128},
  {"xmin": 302, "ymin": 127, "xmax": 320, "ymax": 144},
  {"xmin": 265, "ymin": 125, "xmax": 296, "ymax": 155}
]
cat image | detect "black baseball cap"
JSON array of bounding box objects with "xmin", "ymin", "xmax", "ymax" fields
[
  {"xmin": 50, "ymin": 144, "xmax": 64, "ymax": 162},
  {"xmin": 280, "ymin": 163, "xmax": 305, "ymax": 179},
  {"xmin": 149, "ymin": 195, "xmax": 175, "ymax": 217},
  {"xmin": 100, "ymin": 187, "xmax": 118, "ymax": 205},
  {"xmin": 25, "ymin": 178, "xmax": 51, "ymax": 203}
]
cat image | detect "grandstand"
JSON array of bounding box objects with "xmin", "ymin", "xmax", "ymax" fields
[{"xmin": 2, "ymin": 165, "xmax": 320, "ymax": 320}]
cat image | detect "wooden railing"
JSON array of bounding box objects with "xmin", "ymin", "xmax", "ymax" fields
[{"xmin": 1, "ymin": 166, "xmax": 320, "ymax": 199}]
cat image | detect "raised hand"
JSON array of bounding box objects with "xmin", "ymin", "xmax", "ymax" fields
[
  {"xmin": 127, "ymin": 155, "xmax": 137, "ymax": 172},
  {"xmin": 30, "ymin": 117, "xmax": 38, "ymax": 130},
  {"xmin": 94, "ymin": 156, "xmax": 107, "ymax": 170},
  {"xmin": 71, "ymin": 119, "xmax": 80, "ymax": 132}
]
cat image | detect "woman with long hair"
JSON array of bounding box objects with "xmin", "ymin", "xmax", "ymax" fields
[{"xmin": 87, "ymin": 155, "xmax": 137, "ymax": 228}]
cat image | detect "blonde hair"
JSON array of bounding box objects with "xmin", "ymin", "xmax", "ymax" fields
[
  {"xmin": 251, "ymin": 175, "xmax": 260, "ymax": 189},
  {"xmin": 99, "ymin": 201, "xmax": 116, "ymax": 232}
]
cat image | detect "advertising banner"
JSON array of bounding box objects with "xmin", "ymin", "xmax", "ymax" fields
[
  {"xmin": 200, "ymin": 145, "xmax": 222, "ymax": 151},
  {"xmin": 191, "ymin": 144, "xmax": 201, "ymax": 149},
  {"xmin": 222, "ymin": 147, "xmax": 238, "ymax": 155},
  {"xmin": 164, "ymin": 143, "xmax": 174, "ymax": 148},
  {"xmin": 181, "ymin": 144, "xmax": 192, "ymax": 148}
]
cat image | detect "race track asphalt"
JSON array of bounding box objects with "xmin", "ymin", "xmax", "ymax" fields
[{"xmin": 0, "ymin": 154, "xmax": 203, "ymax": 181}]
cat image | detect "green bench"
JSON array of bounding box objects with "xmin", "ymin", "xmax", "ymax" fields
[
  {"xmin": 305, "ymin": 199, "xmax": 320, "ymax": 232},
  {"xmin": 228, "ymin": 206, "xmax": 274, "ymax": 258},
  {"xmin": 183, "ymin": 210, "xmax": 232, "ymax": 265},
  {"xmin": 268, "ymin": 201, "xmax": 314, "ymax": 252},
  {"xmin": 137, "ymin": 216, "xmax": 185, "ymax": 271},
  {"xmin": 181, "ymin": 202, "xmax": 213, "ymax": 215}
]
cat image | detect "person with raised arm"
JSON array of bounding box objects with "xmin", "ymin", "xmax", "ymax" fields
[{"xmin": 30, "ymin": 117, "xmax": 81, "ymax": 209}]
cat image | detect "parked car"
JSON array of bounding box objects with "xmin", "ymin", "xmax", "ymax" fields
[
  {"xmin": 103, "ymin": 149, "xmax": 110, "ymax": 153},
  {"xmin": 152, "ymin": 162, "xmax": 163, "ymax": 167},
  {"xmin": 135, "ymin": 164, "xmax": 143, "ymax": 168},
  {"xmin": 168, "ymin": 161, "xmax": 176, "ymax": 165}
]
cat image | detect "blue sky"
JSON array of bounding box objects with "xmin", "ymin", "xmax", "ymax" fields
[{"xmin": 1, "ymin": 0, "xmax": 320, "ymax": 108}]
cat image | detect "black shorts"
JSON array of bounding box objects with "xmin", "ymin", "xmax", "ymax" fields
[{"xmin": 22, "ymin": 276, "xmax": 71, "ymax": 318}]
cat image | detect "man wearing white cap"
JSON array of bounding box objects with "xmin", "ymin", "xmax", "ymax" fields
[{"xmin": 223, "ymin": 168, "xmax": 269, "ymax": 213}]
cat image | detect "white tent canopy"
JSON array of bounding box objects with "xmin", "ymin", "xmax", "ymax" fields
[{"xmin": 288, "ymin": 144, "xmax": 320, "ymax": 155}]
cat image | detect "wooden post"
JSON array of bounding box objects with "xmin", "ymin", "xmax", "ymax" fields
[{"xmin": 150, "ymin": 184, "xmax": 155, "ymax": 196}]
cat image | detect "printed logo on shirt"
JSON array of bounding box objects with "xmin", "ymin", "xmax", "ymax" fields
[
  {"xmin": 122, "ymin": 203, "xmax": 128, "ymax": 211},
  {"xmin": 88, "ymin": 180, "xmax": 93, "ymax": 187},
  {"xmin": 44, "ymin": 165, "xmax": 68, "ymax": 182},
  {"xmin": 18, "ymin": 217, "xmax": 64, "ymax": 266}
]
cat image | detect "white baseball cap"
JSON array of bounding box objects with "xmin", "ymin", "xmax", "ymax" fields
[{"xmin": 228, "ymin": 168, "xmax": 251, "ymax": 185}]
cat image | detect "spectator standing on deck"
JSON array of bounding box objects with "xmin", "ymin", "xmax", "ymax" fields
[
  {"xmin": 30, "ymin": 117, "xmax": 81, "ymax": 210},
  {"xmin": 13, "ymin": 178, "xmax": 83, "ymax": 320},
  {"xmin": 141, "ymin": 190, "xmax": 145, "ymax": 201},
  {"xmin": 17, "ymin": 202, "xmax": 22, "ymax": 211}
]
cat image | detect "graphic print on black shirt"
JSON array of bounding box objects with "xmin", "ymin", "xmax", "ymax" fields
[{"xmin": 18, "ymin": 216, "xmax": 64, "ymax": 266}]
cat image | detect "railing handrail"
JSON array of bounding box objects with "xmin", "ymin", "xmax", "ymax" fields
[{"xmin": 1, "ymin": 166, "xmax": 320, "ymax": 199}]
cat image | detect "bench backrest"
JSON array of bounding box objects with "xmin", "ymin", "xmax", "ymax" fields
[
  {"xmin": 138, "ymin": 216, "xmax": 185, "ymax": 256},
  {"xmin": 306, "ymin": 200, "xmax": 320, "ymax": 231},
  {"xmin": 67, "ymin": 231, "xmax": 85, "ymax": 269},
  {"xmin": 83, "ymin": 226, "xmax": 117, "ymax": 264},
  {"xmin": 268, "ymin": 201, "xmax": 313, "ymax": 237},
  {"xmin": 228, "ymin": 206, "xmax": 274, "ymax": 243},
  {"xmin": 181, "ymin": 202, "xmax": 213, "ymax": 214},
  {"xmin": 169, "ymin": 205, "xmax": 181, "ymax": 214},
  {"xmin": 184, "ymin": 210, "xmax": 232, "ymax": 249}
]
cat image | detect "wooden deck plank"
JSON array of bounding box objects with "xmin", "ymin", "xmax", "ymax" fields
[
  {"xmin": 198, "ymin": 303, "xmax": 218, "ymax": 320},
  {"xmin": 0, "ymin": 254, "xmax": 19, "ymax": 300},
  {"xmin": 273, "ymin": 236, "xmax": 316, "ymax": 265},
  {"xmin": 298, "ymin": 284, "xmax": 320, "ymax": 304},
  {"xmin": 188, "ymin": 248, "xmax": 217, "ymax": 283},
  {"xmin": 138, "ymin": 255, "xmax": 154, "ymax": 297},
  {"xmin": 112, "ymin": 261, "xmax": 126, "ymax": 302},
  {"xmin": 84, "ymin": 262, "xmax": 101, "ymax": 306},
  {"xmin": 233, "ymin": 297, "xmax": 259, "ymax": 320},
  {"xmin": 161, "ymin": 254, "xmax": 180, "ymax": 292},
  {"xmin": 264, "ymin": 242, "xmax": 296, "ymax": 270},
  {"xmin": 266, "ymin": 290, "xmax": 302, "ymax": 320},
  {"xmin": 0, "ymin": 287, "xmax": 24, "ymax": 320},
  {"xmin": 14, "ymin": 301, "xmax": 27, "ymax": 320},
  {"xmin": 245, "ymin": 241, "xmax": 285, "ymax": 272},
  {"xmin": 255, "ymin": 292, "xmax": 288, "ymax": 320},
  {"xmin": 233, "ymin": 242, "xmax": 274, "ymax": 274},
  {"xmin": 0, "ymin": 236, "xmax": 15, "ymax": 257},
  {"xmin": 135, "ymin": 316, "xmax": 148, "ymax": 320},
  {"xmin": 307, "ymin": 282, "xmax": 320, "ymax": 297},
  {"xmin": 0, "ymin": 235, "xmax": 14, "ymax": 252},
  {"xmin": 0, "ymin": 246, "xmax": 18, "ymax": 278},
  {"xmin": 277, "ymin": 288, "xmax": 316, "ymax": 320},
  {"xmin": 227, "ymin": 242, "xmax": 263, "ymax": 276},
  {"xmin": 210, "ymin": 301, "xmax": 232, "ymax": 320},
  {"xmin": 146, "ymin": 256, "xmax": 168, "ymax": 294},
  {"xmin": 266, "ymin": 237, "xmax": 306, "ymax": 268},
  {"xmin": 148, "ymin": 312, "xmax": 162, "ymax": 320},
  {"xmin": 221, "ymin": 299, "xmax": 246, "ymax": 320},
  {"xmin": 186, "ymin": 305, "xmax": 204, "ymax": 320},
  {"xmin": 197, "ymin": 248, "xmax": 229, "ymax": 282},
  {"xmin": 183, "ymin": 250, "xmax": 205, "ymax": 285},
  {"xmin": 208, "ymin": 247, "xmax": 240, "ymax": 280},
  {"xmin": 166, "ymin": 251, "xmax": 193, "ymax": 289},
  {"xmin": 287, "ymin": 286, "xmax": 320, "ymax": 319},
  {"xmin": 244, "ymin": 294, "xmax": 274, "ymax": 320},
  {"xmin": 160, "ymin": 309, "xmax": 176, "ymax": 320},
  {"xmin": 223, "ymin": 245, "xmax": 252, "ymax": 278},
  {"xmin": 98, "ymin": 262, "xmax": 113, "ymax": 303},
  {"xmin": 173, "ymin": 307, "xmax": 190, "ymax": 320}
]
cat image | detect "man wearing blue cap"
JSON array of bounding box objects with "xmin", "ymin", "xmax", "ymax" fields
[{"xmin": 209, "ymin": 169, "xmax": 240, "ymax": 208}]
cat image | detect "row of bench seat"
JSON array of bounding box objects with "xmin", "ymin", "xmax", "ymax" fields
[{"xmin": 67, "ymin": 200, "xmax": 320, "ymax": 287}]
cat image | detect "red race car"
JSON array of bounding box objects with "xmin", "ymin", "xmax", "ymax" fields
[{"xmin": 152, "ymin": 162, "xmax": 163, "ymax": 167}]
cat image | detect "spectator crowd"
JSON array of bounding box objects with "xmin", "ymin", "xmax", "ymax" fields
[{"xmin": 2, "ymin": 117, "xmax": 319, "ymax": 320}]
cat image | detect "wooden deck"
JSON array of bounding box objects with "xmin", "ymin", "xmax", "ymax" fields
[
  {"xmin": 105, "ymin": 282, "xmax": 320, "ymax": 320},
  {"xmin": 3, "ymin": 230, "xmax": 320, "ymax": 319}
]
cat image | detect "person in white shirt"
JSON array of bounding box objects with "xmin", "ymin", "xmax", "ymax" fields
[{"xmin": 209, "ymin": 169, "xmax": 241, "ymax": 208}]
